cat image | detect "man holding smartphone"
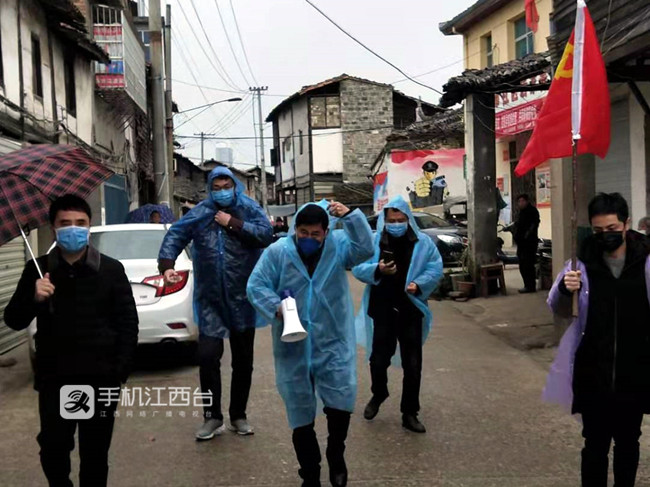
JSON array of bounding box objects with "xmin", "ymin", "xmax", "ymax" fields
[{"xmin": 354, "ymin": 196, "xmax": 443, "ymax": 433}]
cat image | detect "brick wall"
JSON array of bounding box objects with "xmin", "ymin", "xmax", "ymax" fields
[{"xmin": 340, "ymin": 79, "xmax": 393, "ymax": 183}]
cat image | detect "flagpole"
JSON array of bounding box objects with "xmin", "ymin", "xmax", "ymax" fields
[{"xmin": 571, "ymin": 139, "xmax": 579, "ymax": 316}]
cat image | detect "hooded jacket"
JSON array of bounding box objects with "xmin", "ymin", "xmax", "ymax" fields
[
  {"xmin": 353, "ymin": 196, "xmax": 443, "ymax": 363},
  {"xmin": 246, "ymin": 201, "xmax": 374, "ymax": 429},
  {"xmin": 158, "ymin": 167, "xmax": 273, "ymax": 338}
]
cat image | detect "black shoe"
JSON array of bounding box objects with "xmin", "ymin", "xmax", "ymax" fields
[
  {"xmin": 330, "ymin": 469, "xmax": 347, "ymax": 487},
  {"xmin": 402, "ymin": 414, "xmax": 426, "ymax": 433},
  {"xmin": 363, "ymin": 396, "xmax": 384, "ymax": 420},
  {"xmin": 518, "ymin": 288, "xmax": 536, "ymax": 294},
  {"xmin": 299, "ymin": 469, "xmax": 321, "ymax": 487}
]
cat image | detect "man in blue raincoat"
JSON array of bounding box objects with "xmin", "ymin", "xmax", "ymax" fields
[
  {"xmin": 353, "ymin": 195, "xmax": 443, "ymax": 433},
  {"xmin": 158, "ymin": 167, "xmax": 272, "ymax": 440},
  {"xmin": 246, "ymin": 200, "xmax": 373, "ymax": 487}
]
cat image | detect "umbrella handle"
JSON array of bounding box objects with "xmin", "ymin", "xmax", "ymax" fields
[{"xmin": 19, "ymin": 225, "xmax": 43, "ymax": 279}]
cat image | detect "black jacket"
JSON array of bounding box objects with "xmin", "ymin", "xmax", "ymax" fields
[
  {"xmin": 514, "ymin": 204, "xmax": 540, "ymax": 246},
  {"xmin": 571, "ymin": 231, "xmax": 650, "ymax": 412},
  {"xmin": 4, "ymin": 247, "xmax": 139, "ymax": 389},
  {"xmin": 368, "ymin": 228, "xmax": 421, "ymax": 321}
]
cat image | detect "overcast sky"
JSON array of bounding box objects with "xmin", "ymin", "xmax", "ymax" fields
[{"xmin": 157, "ymin": 0, "xmax": 477, "ymax": 170}]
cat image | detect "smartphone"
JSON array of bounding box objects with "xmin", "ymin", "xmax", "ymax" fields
[{"xmin": 380, "ymin": 250, "xmax": 395, "ymax": 264}]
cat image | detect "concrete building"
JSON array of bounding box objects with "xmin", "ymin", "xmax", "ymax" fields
[
  {"xmin": 246, "ymin": 167, "xmax": 276, "ymax": 206},
  {"xmin": 0, "ymin": 0, "xmax": 108, "ymax": 353},
  {"xmin": 0, "ymin": 0, "xmax": 150, "ymax": 354},
  {"xmin": 547, "ymin": 0, "xmax": 650, "ymax": 277},
  {"xmin": 266, "ymin": 74, "xmax": 441, "ymax": 206},
  {"xmin": 440, "ymin": 0, "xmax": 650, "ymax": 280},
  {"xmin": 441, "ymin": 0, "xmax": 554, "ymax": 240}
]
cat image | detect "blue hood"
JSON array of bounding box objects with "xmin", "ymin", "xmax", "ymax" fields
[
  {"xmin": 207, "ymin": 166, "xmax": 245, "ymax": 200},
  {"xmin": 377, "ymin": 196, "xmax": 420, "ymax": 234},
  {"xmin": 288, "ymin": 199, "xmax": 338, "ymax": 237}
]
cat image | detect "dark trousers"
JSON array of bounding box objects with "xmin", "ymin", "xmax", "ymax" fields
[
  {"xmin": 580, "ymin": 398, "xmax": 644, "ymax": 487},
  {"xmin": 292, "ymin": 408, "xmax": 351, "ymax": 483},
  {"xmin": 369, "ymin": 307, "xmax": 422, "ymax": 415},
  {"xmin": 517, "ymin": 242, "xmax": 537, "ymax": 291},
  {"xmin": 198, "ymin": 328, "xmax": 255, "ymax": 421},
  {"xmin": 38, "ymin": 383, "xmax": 119, "ymax": 487}
]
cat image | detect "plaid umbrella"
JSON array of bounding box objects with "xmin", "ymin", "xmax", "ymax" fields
[{"xmin": 0, "ymin": 144, "xmax": 113, "ymax": 275}]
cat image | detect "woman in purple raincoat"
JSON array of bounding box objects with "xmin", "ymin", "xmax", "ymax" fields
[{"xmin": 544, "ymin": 193, "xmax": 650, "ymax": 487}]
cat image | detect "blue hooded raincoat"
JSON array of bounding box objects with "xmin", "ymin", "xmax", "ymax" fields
[
  {"xmin": 246, "ymin": 202, "xmax": 374, "ymax": 429},
  {"xmin": 353, "ymin": 196, "xmax": 443, "ymax": 362},
  {"xmin": 158, "ymin": 167, "xmax": 273, "ymax": 338}
]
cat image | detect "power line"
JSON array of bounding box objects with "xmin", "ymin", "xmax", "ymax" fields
[
  {"xmin": 188, "ymin": 0, "xmax": 243, "ymax": 90},
  {"xmin": 177, "ymin": 0, "xmax": 240, "ymax": 91},
  {"xmin": 173, "ymin": 78, "xmax": 287, "ymax": 97},
  {"xmin": 176, "ymin": 123, "xmax": 397, "ymax": 140},
  {"xmin": 183, "ymin": 155, "xmax": 262, "ymax": 168},
  {"xmin": 175, "ymin": 95, "xmax": 247, "ymax": 131},
  {"xmin": 205, "ymin": 97, "xmax": 253, "ymax": 135},
  {"xmin": 303, "ymin": 0, "xmax": 443, "ymax": 96},
  {"xmin": 212, "ymin": 0, "xmax": 251, "ymax": 86},
  {"xmin": 228, "ymin": 0, "xmax": 259, "ymax": 86},
  {"xmin": 171, "ymin": 35, "xmax": 228, "ymax": 130}
]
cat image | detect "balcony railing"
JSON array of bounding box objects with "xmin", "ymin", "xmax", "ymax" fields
[{"xmin": 93, "ymin": 5, "xmax": 146, "ymax": 112}]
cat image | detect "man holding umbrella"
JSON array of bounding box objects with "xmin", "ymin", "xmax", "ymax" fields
[
  {"xmin": 158, "ymin": 166, "xmax": 273, "ymax": 440},
  {"xmin": 4, "ymin": 194, "xmax": 139, "ymax": 487}
]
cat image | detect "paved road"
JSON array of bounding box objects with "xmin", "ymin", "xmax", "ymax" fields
[{"xmin": 2, "ymin": 278, "xmax": 647, "ymax": 486}]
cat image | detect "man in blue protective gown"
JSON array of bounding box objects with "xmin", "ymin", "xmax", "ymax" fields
[
  {"xmin": 158, "ymin": 167, "xmax": 272, "ymax": 440},
  {"xmin": 247, "ymin": 201, "xmax": 374, "ymax": 487},
  {"xmin": 353, "ymin": 196, "xmax": 443, "ymax": 433}
]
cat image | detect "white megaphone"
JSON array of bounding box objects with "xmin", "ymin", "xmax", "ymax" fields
[{"xmin": 280, "ymin": 290, "xmax": 308, "ymax": 343}]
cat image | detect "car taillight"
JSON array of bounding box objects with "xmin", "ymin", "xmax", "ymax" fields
[
  {"xmin": 142, "ymin": 270, "xmax": 189, "ymax": 297},
  {"xmin": 167, "ymin": 322, "xmax": 187, "ymax": 330}
]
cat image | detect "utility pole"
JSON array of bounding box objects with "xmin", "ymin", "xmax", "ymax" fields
[
  {"xmin": 149, "ymin": 0, "xmax": 169, "ymax": 206},
  {"xmin": 194, "ymin": 132, "xmax": 215, "ymax": 164},
  {"xmin": 250, "ymin": 86, "xmax": 268, "ymax": 211},
  {"xmin": 164, "ymin": 4, "xmax": 174, "ymax": 208}
]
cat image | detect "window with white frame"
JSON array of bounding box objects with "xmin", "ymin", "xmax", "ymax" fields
[
  {"xmin": 484, "ymin": 34, "xmax": 494, "ymax": 68},
  {"xmin": 514, "ymin": 16, "xmax": 534, "ymax": 59}
]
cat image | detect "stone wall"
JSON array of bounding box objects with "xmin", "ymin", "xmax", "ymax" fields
[{"xmin": 340, "ymin": 79, "xmax": 393, "ymax": 183}]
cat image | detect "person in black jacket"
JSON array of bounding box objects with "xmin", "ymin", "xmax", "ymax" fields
[
  {"xmin": 560, "ymin": 193, "xmax": 650, "ymax": 487},
  {"xmin": 4, "ymin": 195, "xmax": 138, "ymax": 487},
  {"xmin": 514, "ymin": 194, "xmax": 540, "ymax": 293}
]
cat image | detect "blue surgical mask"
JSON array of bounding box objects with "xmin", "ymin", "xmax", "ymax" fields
[
  {"xmin": 55, "ymin": 226, "xmax": 90, "ymax": 253},
  {"xmin": 385, "ymin": 222, "xmax": 408, "ymax": 238},
  {"xmin": 211, "ymin": 188, "xmax": 235, "ymax": 207},
  {"xmin": 296, "ymin": 237, "xmax": 322, "ymax": 257}
]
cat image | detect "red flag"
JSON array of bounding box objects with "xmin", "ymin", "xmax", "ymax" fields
[
  {"xmin": 515, "ymin": 2, "xmax": 610, "ymax": 176},
  {"xmin": 525, "ymin": 0, "xmax": 539, "ymax": 33}
]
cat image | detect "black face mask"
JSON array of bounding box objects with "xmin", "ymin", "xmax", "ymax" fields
[{"xmin": 594, "ymin": 231, "xmax": 624, "ymax": 253}]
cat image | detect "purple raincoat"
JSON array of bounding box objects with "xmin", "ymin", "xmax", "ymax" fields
[{"xmin": 543, "ymin": 258, "xmax": 650, "ymax": 413}]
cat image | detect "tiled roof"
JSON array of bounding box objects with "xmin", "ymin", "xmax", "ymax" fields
[
  {"xmin": 266, "ymin": 74, "xmax": 440, "ymax": 121},
  {"xmin": 37, "ymin": 0, "xmax": 110, "ymax": 63},
  {"xmin": 386, "ymin": 109, "xmax": 464, "ymax": 150},
  {"xmin": 439, "ymin": 52, "xmax": 551, "ymax": 107}
]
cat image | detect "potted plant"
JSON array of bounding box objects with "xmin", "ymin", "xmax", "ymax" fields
[{"xmin": 456, "ymin": 247, "xmax": 476, "ymax": 298}]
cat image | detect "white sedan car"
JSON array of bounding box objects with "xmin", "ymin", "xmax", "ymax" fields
[{"xmin": 28, "ymin": 224, "xmax": 198, "ymax": 362}]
